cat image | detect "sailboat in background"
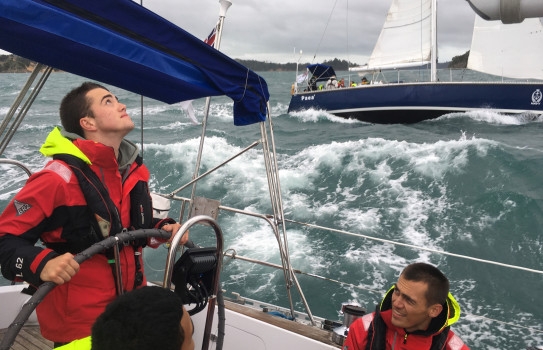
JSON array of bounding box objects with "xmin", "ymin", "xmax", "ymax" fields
[{"xmin": 288, "ymin": 0, "xmax": 543, "ymax": 124}]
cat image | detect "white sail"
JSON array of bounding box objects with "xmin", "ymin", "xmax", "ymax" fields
[
  {"xmin": 366, "ymin": 0, "xmax": 433, "ymax": 70},
  {"xmin": 467, "ymin": 16, "xmax": 543, "ymax": 80}
]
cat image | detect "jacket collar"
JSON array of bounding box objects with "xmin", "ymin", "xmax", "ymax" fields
[
  {"xmin": 379, "ymin": 285, "xmax": 461, "ymax": 336},
  {"xmin": 40, "ymin": 127, "xmax": 139, "ymax": 171}
]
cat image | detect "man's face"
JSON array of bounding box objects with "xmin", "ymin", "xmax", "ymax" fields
[
  {"xmin": 84, "ymin": 88, "xmax": 134, "ymax": 138},
  {"xmin": 390, "ymin": 275, "xmax": 440, "ymax": 332},
  {"xmin": 180, "ymin": 306, "xmax": 194, "ymax": 350}
]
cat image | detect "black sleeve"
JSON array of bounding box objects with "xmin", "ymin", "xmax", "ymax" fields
[{"xmin": 0, "ymin": 235, "xmax": 59, "ymax": 286}]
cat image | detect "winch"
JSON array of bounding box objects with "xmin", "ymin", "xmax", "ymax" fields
[{"xmin": 332, "ymin": 302, "xmax": 367, "ymax": 346}]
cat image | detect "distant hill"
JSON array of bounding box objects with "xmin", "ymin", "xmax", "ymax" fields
[
  {"xmin": 236, "ymin": 58, "xmax": 356, "ymax": 72},
  {"xmin": 0, "ymin": 54, "xmax": 357, "ymax": 73},
  {"xmin": 448, "ymin": 51, "xmax": 469, "ymax": 69},
  {"xmin": 1, "ymin": 53, "xmax": 462, "ymax": 73},
  {"xmin": 0, "ymin": 55, "xmax": 33, "ymax": 73},
  {"xmin": 0, "ymin": 54, "xmax": 63, "ymax": 73}
]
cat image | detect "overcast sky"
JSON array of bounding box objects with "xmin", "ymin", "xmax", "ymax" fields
[
  {"xmin": 142, "ymin": 0, "xmax": 477, "ymax": 64},
  {"xmin": 1, "ymin": 0, "xmax": 477, "ymax": 64}
]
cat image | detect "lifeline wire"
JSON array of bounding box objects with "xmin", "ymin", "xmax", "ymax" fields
[{"xmin": 284, "ymin": 218, "xmax": 543, "ymax": 275}]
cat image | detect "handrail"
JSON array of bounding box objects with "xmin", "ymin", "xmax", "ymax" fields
[
  {"xmin": 0, "ymin": 159, "xmax": 33, "ymax": 177},
  {"xmin": 294, "ymin": 67, "xmax": 543, "ymax": 94},
  {"xmin": 162, "ymin": 215, "xmax": 224, "ymax": 350}
]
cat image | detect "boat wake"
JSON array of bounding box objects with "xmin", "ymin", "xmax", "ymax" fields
[
  {"xmin": 289, "ymin": 109, "xmax": 362, "ymax": 124},
  {"xmin": 437, "ymin": 110, "xmax": 543, "ymax": 125}
]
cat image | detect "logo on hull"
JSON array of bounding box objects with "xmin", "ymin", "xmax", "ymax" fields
[
  {"xmin": 301, "ymin": 95, "xmax": 315, "ymax": 101},
  {"xmin": 532, "ymin": 89, "xmax": 542, "ymax": 105}
]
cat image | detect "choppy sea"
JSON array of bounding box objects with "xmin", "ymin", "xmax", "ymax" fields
[{"xmin": 0, "ymin": 72, "xmax": 542, "ymax": 350}]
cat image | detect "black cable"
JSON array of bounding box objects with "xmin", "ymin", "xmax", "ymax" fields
[{"xmin": 187, "ymin": 279, "xmax": 208, "ymax": 316}]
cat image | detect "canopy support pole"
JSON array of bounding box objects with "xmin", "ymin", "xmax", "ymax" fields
[
  {"xmin": 0, "ymin": 64, "xmax": 52, "ymax": 157},
  {"xmin": 186, "ymin": 1, "xmax": 231, "ymax": 221},
  {"xmin": 260, "ymin": 103, "xmax": 316, "ymax": 325}
]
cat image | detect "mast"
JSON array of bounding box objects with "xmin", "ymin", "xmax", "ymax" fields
[{"xmin": 431, "ymin": 0, "xmax": 437, "ymax": 82}]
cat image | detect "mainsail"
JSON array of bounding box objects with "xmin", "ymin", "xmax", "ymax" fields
[
  {"xmin": 467, "ymin": 16, "xmax": 543, "ymax": 80},
  {"xmin": 366, "ymin": 0, "xmax": 433, "ymax": 70}
]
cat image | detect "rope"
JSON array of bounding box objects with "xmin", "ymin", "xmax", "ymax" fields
[
  {"xmin": 234, "ymin": 69, "xmax": 250, "ymax": 103},
  {"xmin": 284, "ymin": 219, "xmax": 543, "ymax": 275}
]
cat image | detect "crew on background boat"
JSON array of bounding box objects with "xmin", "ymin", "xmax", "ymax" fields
[
  {"xmin": 57, "ymin": 286, "xmax": 194, "ymax": 350},
  {"xmin": 339, "ymin": 78, "xmax": 346, "ymax": 88},
  {"xmin": 361, "ymin": 77, "xmax": 369, "ymax": 85},
  {"xmin": 0, "ymin": 82, "xmax": 187, "ymax": 346},
  {"xmin": 309, "ymin": 76, "xmax": 318, "ymax": 91},
  {"xmin": 326, "ymin": 76, "xmax": 338, "ymax": 89},
  {"xmin": 343, "ymin": 262, "xmax": 469, "ymax": 350}
]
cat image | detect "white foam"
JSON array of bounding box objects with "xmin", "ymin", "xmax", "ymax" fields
[
  {"xmin": 439, "ymin": 110, "xmax": 543, "ymax": 125},
  {"xmin": 157, "ymin": 121, "xmax": 194, "ymax": 130},
  {"xmin": 343, "ymin": 243, "xmax": 405, "ymax": 292},
  {"xmin": 271, "ymin": 102, "xmax": 289, "ymax": 117},
  {"xmin": 277, "ymin": 134, "xmax": 501, "ymax": 261},
  {"xmin": 144, "ymin": 137, "xmax": 270, "ymax": 207},
  {"xmin": 17, "ymin": 123, "xmax": 51, "ymax": 131},
  {"xmin": 289, "ymin": 109, "xmax": 362, "ymax": 123},
  {"xmin": 128, "ymin": 104, "xmax": 170, "ymax": 116}
]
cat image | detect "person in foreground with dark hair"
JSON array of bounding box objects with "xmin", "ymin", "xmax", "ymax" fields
[
  {"xmin": 57, "ymin": 286, "xmax": 194, "ymax": 350},
  {"xmin": 0, "ymin": 82, "xmax": 187, "ymax": 345},
  {"xmin": 343, "ymin": 262, "xmax": 469, "ymax": 350}
]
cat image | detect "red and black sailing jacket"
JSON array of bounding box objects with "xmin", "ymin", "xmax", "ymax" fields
[{"xmin": 0, "ymin": 128, "xmax": 173, "ymax": 342}]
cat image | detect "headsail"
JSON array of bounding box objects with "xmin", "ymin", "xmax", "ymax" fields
[
  {"xmin": 0, "ymin": 0, "xmax": 269, "ymax": 126},
  {"xmin": 467, "ymin": 16, "xmax": 543, "ymax": 80},
  {"xmin": 363, "ymin": 0, "xmax": 433, "ymax": 71}
]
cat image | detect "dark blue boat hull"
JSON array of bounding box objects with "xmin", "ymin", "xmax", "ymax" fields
[{"xmin": 287, "ymin": 82, "xmax": 543, "ymax": 123}]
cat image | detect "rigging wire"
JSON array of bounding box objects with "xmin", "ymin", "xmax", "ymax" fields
[
  {"xmin": 140, "ymin": 0, "xmax": 144, "ymax": 159},
  {"xmin": 346, "ymin": 0, "xmax": 350, "ymax": 67},
  {"xmin": 312, "ymin": 0, "xmax": 340, "ymax": 63}
]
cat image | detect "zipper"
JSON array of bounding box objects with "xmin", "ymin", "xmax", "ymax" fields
[{"xmin": 100, "ymin": 166, "xmax": 123, "ymax": 234}]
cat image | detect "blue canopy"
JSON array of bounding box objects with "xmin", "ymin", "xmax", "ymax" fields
[
  {"xmin": 307, "ymin": 64, "xmax": 336, "ymax": 82},
  {"xmin": 0, "ymin": 0, "xmax": 269, "ymax": 126}
]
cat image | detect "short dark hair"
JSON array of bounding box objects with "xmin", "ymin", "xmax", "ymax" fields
[
  {"xmin": 91, "ymin": 286, "xmax": 185, "ymax": 350},
  {"xmin": 59, "ymin": 82, "xmax": 108, "ymax": 137},
  {"xmin": 401, "ymin": 262, "xmax": 449, "ymax": 306}
]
